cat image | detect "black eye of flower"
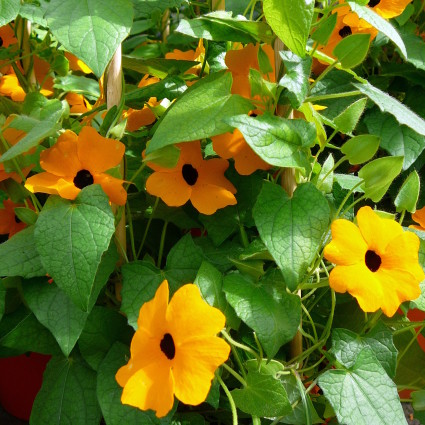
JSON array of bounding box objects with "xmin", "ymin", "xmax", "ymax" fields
[
  {"xmin": 368, "ymin": 0, "xmax": 381, "ymax": 7},
  {"xmin": 339, "ymin": 26, "xmax": 352, "ymax": 38},
  {"xmin": 73, "ymin": 169, "xmax": 94, "ymax": 189},
  {"xmin": 160, "ymin": 333, "xmax": 176, "ymax": 360},
  {"xmin": 14, "ymin": 215, "xmax": 21, "ymax": 224},
  {"xmin": 182, "ymin": 164, "xmax": 199, "ymax": 186},
  {"xmin": 365, "ymin": 250, "xmax": 382, "ymax": 272},
  {"xmin": 0, "ymin": 37, "xmax": 3, "ymax": 48}
]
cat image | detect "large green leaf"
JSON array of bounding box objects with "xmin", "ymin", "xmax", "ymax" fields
[
  {"xmin": 263, "ymin": 0, "xmax": 314, "ymax": 57},
  {"xmin": 319, "ymin": 348, "xmax": 407, "ymax": 425},
  {"xmin": 347, "ymin": 1, "xmax": 406, "ymax": 58},
  {"xmin": 333, "ymin": 34, "xmax": 371, "ymax": 69},
  {"xmin": 0, "ymin": 226, "xmax": 45, "ymax": 278},
  {"xmin": 223, "ymin": 273, "xmax": 301, "ymax": 358},
  {"xmin": 0, "ymin": 0, "xmax": 20, "ymax": 26},
  {"xmin": 399, "ymin": 25, "xmax": 425, "ymax": 72},
  {"xmin": 45, "ymin": 0, "xmax": 134, "ymax": 78},
  {"xmin": 353, "ymin": 81, "xmax": 425, "ymax": 137},
  {"xmin": 31, "ymin": 354, "xmax": 101, "ymax": 425},
  {"xmin": 226, "ymin": 113, "xmax": 316, "ymax": 173},
  {"xmin": 0, "ymin": 283, "xmax": 5, "ymax": 323},
  {"xmin": 34, "ymin": 185, "xmax": 115, "ymax": 311},
  {"xmin": 146, "ymin": 71, "xmax": 252, "ymax": 153},
  {"xmin": 97, "ymin": 342, "xmax": 170, "ymax": 425},
  {"xmin": 22, "ymin": 278, "xmax": 89, "ymax": 357},
  {"xmin": 132, "ymin": 0, "xmax": 183, "ymax": 19},
  {"xmin": 253, "ymin": 182, "xmax": 330, "ymax": 290}
]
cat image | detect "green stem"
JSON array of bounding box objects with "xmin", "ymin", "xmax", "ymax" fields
[
  {"xmin": 317, "ymin": 156, "xmax": 347, "ymax": 189},
  {"xmin": 217, "ymin": 374, "xmax": 238, "ymax": 425},
  {"xmin": 340, "ymin": 193, "xmax": 366, "ymax": 217},
  {"xmin": 239, "ymin": 224, "xmax": 249, "ymax": 248},
  {"xmin": 397, "ymin": 324, "xmax": 425, "ymax": 366},
  {"xmin": 222, "ymin": 363, "xmax": 247, "ymax": 387},
  {"xmin": 137, "ymin": 197, "xmax": 159, "ymax": 258},
  {"xmin": 305, "ymin": 90, "xmax": 362, "ymax": 104},
  {"xmin": 126, "ymin": 202, "xmax": 137, "ymax": 261},
  {"xmin": 292, "ymin": 369, "xmax": 312, "ymax": 425},
  {"xmin": 221, "ymin": 329, "xmax": 261, "ymax": 364},
  {"xmin": 399, "ymin": 209, "xmax": 406, "ymax": 225},
  {"xmin": 125, "ymin": 162, "xmax": 147, "ymax": 190},
  {"xmin": 310, "ymin": 59, "xmax": 337, "ymax": 91},
  {"xmin": 299, "ymin": 279, "xmax": 329, "ymax": 291},
  {"xmin": 334, "ymin": 181, "xmax": 363, "ymax": 217},
  {"xmin": 157, "ymin": 220, "xmax": 168, "ymax": 268}
]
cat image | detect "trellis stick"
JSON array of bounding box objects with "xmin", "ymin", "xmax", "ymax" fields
[
  {"xmin": 212, "ymin": 0, "xmax": 225, "ymax": 11},
  {"xmin": 16, "ymin": 17, "xmax": 36, "ymax": 87}
]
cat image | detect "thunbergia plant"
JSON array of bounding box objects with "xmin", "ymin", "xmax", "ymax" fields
[{"xmin": 0, "ymin": 0, "xmax": 425, "ymax": 424}]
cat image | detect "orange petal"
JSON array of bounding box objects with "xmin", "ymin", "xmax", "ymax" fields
[
  {"xmin": 40, "ymin": 130, "xmax": 81, "ymax": 177},
  {"xmin": 173, "ymin": 336, "xmax": 230, "ymax": 406},
  {"xmin": 0, "ymin": 25, "xmax": 17, "ymax": 48},
  {"xmin": 177, "ymin": 141, "xmax": 203, "ymax": 168},
  {"xmin": 0, "ymin": 201, "xmax": 16, "ymax": 234},
  {"xmin": 66, "ymin": 93, "xmax": 91, "ymax": 113},
  {"xmin": 230, "ymin": 74, "xmax": 252, "ymax": 98},
  {"xmin": 145, "ymin": 170, "xmax": 191, "ymax": 207},
  {"xmin": 212, "ymin": 131, "xmax": 245, "ymax": 160},
  {"xmin": 412, "ymin": 206, "xmax": 425, "ymax": 229},
  {"xmin": 372, "ymin": 0, "xmax": 412, "ymax": 19},
  {"xmin": 190, "ymin": 183, "xmax": 237, "ymax": 215},
  {"xmin": 77, "ymin": 127, "xmax": 125, "ymax": 173},
  {"xmin": 93, "ymin": 174, "xmax": 127, "ymax": 206},
  {"xmin": 25, "ymin": 172, "xmax": 80, "ymax": 200},
  {"xmin": 65, "ymin": 52, "xmax": 92, "ymax": 74},
  {"xmin": 0, "ymin": 74, "xmax": 26, "ymax": 101},
  {"xmin": 165, "ymin": 48, "xmax": 196, "ymax": 61},
  {"xmin": 126, "ymin": 107, "xmax": 156, "ymax": 132},
  {"xmin": 197, "ymin": 157, "xmax": 236, "ymax": 194},
  {"xmin": 225, "ymin": 44, "xmax": 258, "ymax": 76},
  {"xmin": 233, "ymin": 141, "xmax": 271, "ymax": 175}
]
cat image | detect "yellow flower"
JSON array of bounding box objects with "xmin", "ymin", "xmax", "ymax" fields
[
  {"xmin": 116, "ymin": 280, "xmax": 230, "ymax": 418},
  {"xmin": 64, "ymin": 52, "xmax": 92, "ymax": 74},
  {"xmin": 324, "ymin": 206, "xmax": 424, "ymax": 317},
  {"xmin": 145, "ymin": 141, "xmax": 237, "ymax": 215}
]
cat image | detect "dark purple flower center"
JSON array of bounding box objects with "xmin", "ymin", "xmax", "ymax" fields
[
  {"xmin": 73, "ymin": 169, "xmax": 94, "ymax": 189},
  {"xmin": 368, "ymin": 0, "xmax": 381, "ymax": 7},
  {"xmin": 339, "ymin": 26, "xmax": 352, "ymax": 38},
  {"xmin": 182, "ymin": 164, "xmax": 198, "ymax": 186},
  {"xmin": 365, "ymin": 250, "xmax": 381, "ymax": 272},
  {"xmin": 0, "ymin": 37, "xmax": 3, "ymax": 48},
  {"xmin": 160, "ymin": 333, "xmax": 175, "ymax": 360},
  {"xmin": 14, "ymin": 215, "xmax": 21, "ymax": 223}
]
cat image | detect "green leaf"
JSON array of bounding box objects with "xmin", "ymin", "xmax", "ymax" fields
[
  {"xmin": 22, "ymin": 278, "xmax": 89, "ymax": 357},
  {"xmin": 0, "ymin": 226, "xmax": 45, "ymax": 278},
  {"xmin": 226, "ymin": 113, "xmax": 316, "ymax": 173},
  {"xmin": 31, "ymin": 354, "xmax": 101, "ymax": 425},
  {"xmin": 132, "ymin": 0, "xmax": 183, "ymax": 19},
  {"xmin": 364, "ymin": 108, "xmax": 425, "ymax": 169},
  {"xmin": 395, "ymin": 170, "xmax": 420, "ymax": 213},
  {"xmin": 331, "ymin": 324, "xmax": 398, "ymax": 378},
  {"xmin": 13, "ymin": 207, "xmax": 38, "ymax": 225},
  {"xmin": 1, "ymin": 95, "xmax": 66, "ymax": 162},
  {"xmin": 45, "ymin": 0, "xmax": 133, "ymax": 78},
  {"xmin": 97, "ymin": 342, "xmax": 169, "ymax": 425},
  {"xmin": 0, "ymin": 305, "xmax": 61, "ymax": 355},
  {"xmin": 0, "ymin": 0, "xmax": 20, "ymax": 26},
  {"xmin": 412, "ymin": 390, "xmax": 425, "ymax": 411},
  {"xmin": 18, "ymin": 0, "xmax": 49, "ymax": 26},
  {"xmin": 53, "ymin": 75, "xmax": 100, "ymax": 98},
  {"xmin": 333, "ymin": 34, "xmax": 371, "ymax": 69},
  {"xmin": 34, "ymin": 185, "xmax": 115, "ymax": 311},
  {"xmin": 175, "ymin": 12, "xmax": 274, "ymax": 44},
  {"xmin": 341, "ymin": 134, "xmax": 380, "ymax": 165},
  {"xmin": 319, "ymin": 348, "xmax": 407, "ymax": 425},
  {"xmin": 78, "ymin": 307, "xmax": 132, "ymax": 371},
  {"xmin": 358, "ymin": 156, "xmax": 404, "ymax": 202},
  {"xmin": 399, "ymin": 25, "xmax": 425, "ymax": 72},
  {"xmin": 311, "ymin": 13, "xmax": 337, "ymax": 45},
  {"xmin": 0, "ymin": 283, "xmax": 5, "ymax": 322},
  {"xmin": 333, "ymin": 97, "xmax": 367, "ymax": 134},
  {"xmin": 278, "ymin": 51, "xmax": 312, "ymax": 108},
  {"xmin": 353, "ymin": 81, "xmax": 425, "ymax": 137},
  {"xmin": 347, "ymin": 1, "xmax": 407, "ymax": 58},
  {"xmin": 223, "ymin": 273, "xmax": 301, "ymax": 358},
  {"xmin": 253, "ymin": 182, "xmax": 330, "ymax": 290},
  {"xmin": 231, "ymin": 369, "xmax": 292, "ymax": 417},
  {"xmin": 195, "ymin": 261, "xmax": 240, "ymax": 330},
  {"xmin": 143, "ymin": 145, "xmax": 180, "ymax": 169},
  {"xmin": 317, "ymin": 153, "xmax": 334, "ymax": 194},
  {"xmin": 146, "ymin": 72, "xmax": 252, "ymax": 153},
  {"xmin": 263, "ymin": 0, "xmax": 314, "ymax": 57}
]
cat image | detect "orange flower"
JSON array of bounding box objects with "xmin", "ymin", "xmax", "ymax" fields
[
  {"xmin": 64, "ymin": 52, "xmax": 92, "ymax": 74},
  {"xmin": 411, "ymin": 206, "xmax": 425, "ymax": 231},
  {"xmin": 0, "ymin": 117, "xmax": 34, "ymax": 183},
  {"xmin": 124, "ymin": 75, "xmax": 160, "ymax": 132},
  {"xmin": 65, "ymin": 92, "xmax": 92, "ymax": 114},
  {"xmin": 0, "ymin": 24, "xmax": 17, "ymax": 48},
  {"xmin": 165, "ymin": 39, "xmax": 205, "ymax": 78},
  {"xmin": 211, "ymin": 128, "xmax": 271, "ymax": 175},
  {"xmin": 116, "ymin": 280, "xmax": 230, "ymax": 417},
  {"xmin": 25, "ymin": 127, "xmax": 127, "ymax": 205},
  {"xmin": 0, "ymin": 199, "xmax": 30, "ymax": 238},
  {"xmin": 145, "ymin": 141, "xmax": 237, "ymax": 215},
  {"xmin": 225, "ymin": 43, "xmax": 275, "ymax": 98},
  {"xmin": 345, "ymin": 0, "xmax": 412, "ymax": 21}
]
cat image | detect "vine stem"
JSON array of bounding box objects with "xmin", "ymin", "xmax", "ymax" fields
[{"xmin": 217, "ymin": 374, "xmax": 238, "ymax": 425}]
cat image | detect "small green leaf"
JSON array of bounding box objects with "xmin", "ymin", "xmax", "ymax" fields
[
  {"xmin": 146, "ymin": 72, "xmax": 252, "ymax": 153},
  {"xmin": 0, "ymin": 0, "xmax": 20, "ymax": 26},
  {"xmin": 395, "ymin": 170, "xmax": 420, "ymax": 213},
  {"xmin": 311, "ymin": 13, "xmax": 337, "ymax": 45},
  {"xmin": 341, "ymin": 134, "xmax": 380, "ymax": 165},
  {"xmin": 412, "ymin": 390, "xmax": 425, "ymax": 412},
  {"xmin": 13, "ymin": 207, "xmax": 38, "ymax": 225},
  {"xmin": 231, "ymin": 369, "xmax": 292, "ymax": 417},
  {"xmin": 31, "ymin": 353, "xmax": 101, "ymax": 425},
  {"xmin": 333, "ymin": 34, "xmax": 371, "ymax": 69},
  {"xmin": 333, "ymin": 97, "xmax": 367, "ymax": 134},
  {"xmin": 319, "ymin": 348, "xmax": 407, "ymax": 425},
  {"xmin": 358, "ymin": 156, "xmax": 404, "ymax": 202},
  {"xmin": 263, "ymin": 0, "xmax": 314, "ymax": 57},
  {"xmin": 253, "ymin": 182, "xmax": 330, "ymax": 290},
  {"xmin": 226, "ymin": 113, "xmax": 316, "ymax": 173},
  {"xmin": 223, "ymin": 273, "xmax": 301, "ymax": 358},
  {"xmin": 143, "ymin": 145, "xmax": 180, "ymax": 169},
  {"xmin": 45, "ymin": 0, "xmax": 134, "ymax": 78},
  {"xmin": 278, "ymin": 51, "xmax": 312, "ymax": 108},
  {"xmin": 23, "ymin": 278, "xmax": 89, "ymax": 357},
  {"xmin": 347, "ymin": 1, "xmax": 407, "ymax": 58},
  {"xmin": 34, "ymin": 185, "xmax": 115, "ymax": 311},
  {"xmin": 317, "ymin": 153, "xmax": 334, "ymax": 194},
  {"xmin": 132, "ymin": 0, "xmax": 183, "ymax": 19},
  {"xmin": 0, "ymin": 226, "xmax": 46, "ymax": 278},
  {"xmin": 53, "ymin": 75, "xmax": 100, "ymax": 98}
]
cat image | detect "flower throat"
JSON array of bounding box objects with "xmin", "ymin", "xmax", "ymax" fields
[
  {"xmin": 182, "ymin": 164, "xmax": 198, "ymax": 186},
  {"xmin": 73, "ymin": 169, "xmax": 94, "ymax": 189},
  {"xmin": 160, "ymin": 333, "xmax": 175, "ymax": 360},
  {"xmin": 368, "ymin": 0, "xmax": 381, "ymax": 7},
  {"xmin": 365, "ymin": 250, "xmax": 381, "ymax": 272}
]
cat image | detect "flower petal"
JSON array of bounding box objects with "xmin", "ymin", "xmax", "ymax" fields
[
  {"xmin": 173, "ymin": 336, "xmax": 230, "ymax": 406},
  {"xmin": 145, "ymin": 171, "xmax": 191, "ymax": 207},
  {"xmin": 0, "ymin": 74, "xmax": 26, "ymax": 101},
  {"xmin": 324, "ymin": 218, "xmax": 368, "ymax": 266},
  {"xmin": 412, "ymin": 206, "xmax": 425, "ymax": 230},
  {"xmin": 120, "ymin": 362, "xmax": 175, "ymax": 418},
  {"xmin": 197, "ymin": 158, "xmax": 236, "ymax": 194},
  {"xmin": 77, "ymin": 126, "xmax": 125, "ymax": 173},
  {"xmin": 25, "ymin": 172, "xmax": 80, "ymax": 200},
  {"xmin": 233, "ymin": 141, "xmax": 271, "ymax": 175},
  {"xmin": 167, "ymin": 284, "xmax": 226, "ymax": 343},
  {"xmin": 126, "ymin": 107, "xmax": 157, "ymax": 132},
  {"xmin": 373, "ymin": 0, "xmax": 412, "ymax": 19},
  {"xmin": 93, "ymin": 174, "xmax": 127, "ymax": 206},
  {"xmin": 178, "ymin": 141, "xmax": 203, "ymax": 168},
  {"xmin": 190, "ymin": 183, "xmax": 237, "ymax": 215},
  {"xmin": 225, "ymin": 44, "xmax": 258, "ymax": 76}
]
